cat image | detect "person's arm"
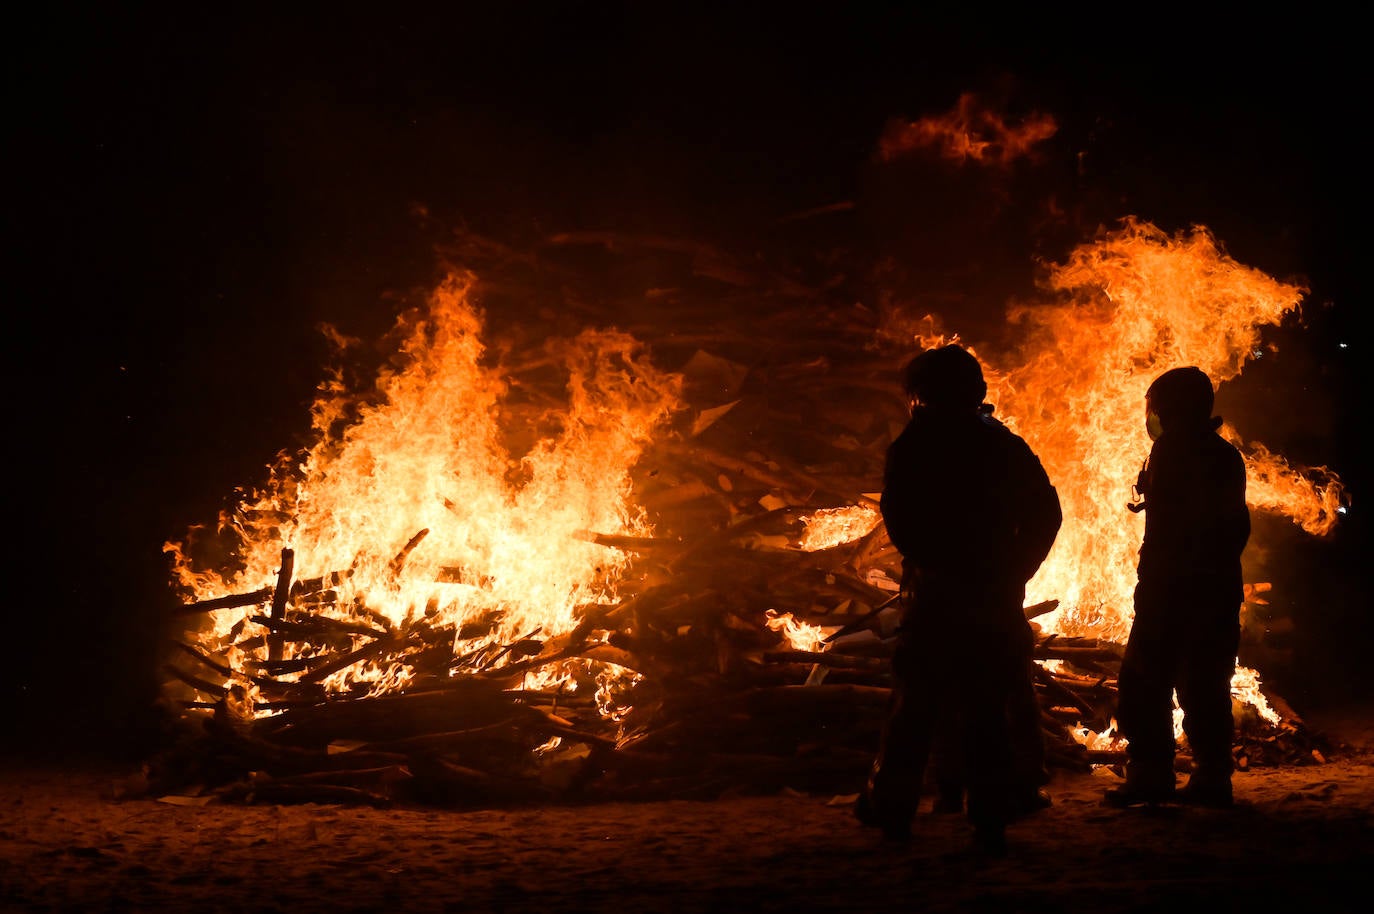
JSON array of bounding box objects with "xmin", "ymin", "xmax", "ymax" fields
[
  {"xmin": 879, "ymin": 437, "xmax": 921, "ymax": 558},
  {"xmin": 1008, "ymin": 441, "xmax": 1062, "ymax": 582}
]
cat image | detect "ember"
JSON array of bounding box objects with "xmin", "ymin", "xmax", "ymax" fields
[{"xmin": 145, "ymin": 209, "xmax": 1344, "ymax": 808}]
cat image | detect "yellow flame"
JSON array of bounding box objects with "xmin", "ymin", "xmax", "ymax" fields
[
  {"xmin": 165, "ymin": 217, "xmax": 1341, "ymax": 743},
  {"xmin": 167, "ymin": 272, "xmax": 682, "ymax": 701},
  {"xmin": 797, "ymin": 505, "xmax": 882, "ymax": 551},
  {"xmin": 953, "ymin": 218, "xmax": 1341, "ymax": 741},
  {"xmin": 984, "ymin": 217, "xmax": 1336, "ymax": 644},
  {"xmin": 765, "ymin": 610, "xmax": 835, "ymax": 653},
  {"xmin": 1230, "ymin": 664, "xmax": 1280, "ymax": 726}
]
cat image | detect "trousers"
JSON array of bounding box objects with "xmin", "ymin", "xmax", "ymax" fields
[
  {"xmin": 866, "ymin": 620, "xmax": 1030, "ymax": 832},
  {"xmin": 1116, "ymin": 579, "xmax": 1241, "ymax": 785}
]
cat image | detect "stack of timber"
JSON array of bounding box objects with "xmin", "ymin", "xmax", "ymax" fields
[{"xmin": 148, "ymin": 229, "xmax": 1328, "ymax": 807}]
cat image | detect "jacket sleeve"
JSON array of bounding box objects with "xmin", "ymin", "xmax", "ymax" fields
[
  {"xmin": 1140, "ymin": 434, "xmax": 1250, "ymax": 579},
  {"xmin": 879, "ymin": 435, "xmax": 922, "ymax": 560},
  {"xmin": 1012, "ymin": 443, "xmax": 1062, "ymax": 583}
]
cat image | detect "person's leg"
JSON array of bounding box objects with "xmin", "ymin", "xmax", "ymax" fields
[
  {"xmin": 1177, "ymin": 607, "xmax": 1241, "ymax": 807},
  {"xmin": 962, "ymin": 645, "xmax": 1020, "ymax": 854},
  {"xmin": 1008, "ymin": 658, "xmax": 1052, "ymax": 814},
  {"xmin": 930, "ymin": 703, "xmax": 966, "ymax": 813},
  {"xmin": 860, "ymin": 641, "xmax": 937, "ymax": 838},
  {"xmin": 1106, "ymin": 608, "xmax": 1180, "ymax": 805}
]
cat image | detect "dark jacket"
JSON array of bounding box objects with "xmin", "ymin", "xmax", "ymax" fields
[
  {"xmin": 880, "ymin": 406, "xmax": 1062, "ymax": 636},
  {"xmin": 1136, "ymin": 423, "xmax": 1250, "ymax": 605}
]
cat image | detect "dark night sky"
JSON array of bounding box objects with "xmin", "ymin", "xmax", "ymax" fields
[{"xmin": 10, "ymin": 8, "xmax": 1363, "ymax": 755}]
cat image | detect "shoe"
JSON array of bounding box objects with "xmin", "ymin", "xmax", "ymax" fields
[
  {"xmin": 1102, "ymin": 783, "xmax": 1175, "ymax": 808},
  {"xmin": 1177, "ymin": 779, "xmax": 1233, "ymax": 808},
  {"xmin": 933, "ymin": 789, "xmax": 964, "ymax": 814},
  {"xmin": 972, "ymin": 825, "xmax": 1008, "ymax": 858},
  {"xmin": 854, "ymin": 792, "xmax": 913, "ymax": 841},
  {"xmin": 1009, "ymin": 787, "xmax": 1053, "ymax": 818}
]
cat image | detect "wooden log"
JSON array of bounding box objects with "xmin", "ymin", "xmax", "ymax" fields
[
  {"xmin": 681, "ymin": 445, "xmax": 816, "ymax": 501},
  {"xmin": 526, "ymin": 707, "xmax": 620, "ymax": 749},
  {"xmin": 289, "ymin": 570, "xmax": 352, "ymax": 598},
  {"xmin": 1031, "ymin": 664, "xmax": 1105, "ymax": 719},
  {"xmin": 173, "ymin": 586, "xmax": 274, "ymax": 616},
  {"xmin": 760, "ymin": 649, "xmax": 888, "ymax": 672},
  {"xmin": 249, "ymin": 613, "xmax": 388, "ymax": 641},
  {"xmin": 296, "ymin": 635, "xmax": 398, "ymax": 684},
  {"xmin": 822, "ymin": 593, "xmax": 901, "ymax": 643},
  {"xmin": 456, "ymin": 631, "xmax": 594, "ymax": 681},
  {"xmin": 575, "ymin": 530, "xmax": 685, "ymax": 553},
  {"xmin": 162, "ymin": 664, "xmax": 226, "ymax": 698},
  {"xmin": 169, "ymin": 640, "xmax": 236, "ymax": 680},
  {"xmin": 389, "ymin": 528, "xmax": 429, "ymax": 577},
  {"xmin": 477, "ymin": 627, "xmax": 544, "ymax": 671},
  {"xmin": 411, "ymin": 757, "xmax": 554, "ymax": 806},
  {"xmin": 1033, "ymin": 643, "xmax": 1125, "ymax": 664},
  {"xmin": 290, "ymin": 590, "xmax": 340, "ymax": 609},
  {"xmin": 268, "ymin": 548, "xmax": 294, "ymax": 662},
  {"xmin": 356, "ymin": 717, "xmax": 535, "ymax": 754},
  {"xmin": 221, "ymin": 779, "xmax": 394, "ymax": 807},
  {"xmin": 577, "ymin": 642, "xmax": 645, "ymax": 672},
  {"xmin": 636, "ymin": 477, "xmax": 726, "ymax": 509},
  {"xmin": 352, "ymin": 602, "xmax": 396, "ymax": 632},
  {"xmin": 251, "ymin": 764, "xmax": 413, "ymax": 796},
  {"xmin": 243, "ymin": 656, "xmax": 314, "ymax": 675},
  {"xmin": 253, "ymin": 683, "xmax": 536, "ymax": 747}
]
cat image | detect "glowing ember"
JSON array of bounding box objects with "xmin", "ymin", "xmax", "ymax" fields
[{"xmin": 797, "ymin": 505, "xmax": 882, "ymax": 552}]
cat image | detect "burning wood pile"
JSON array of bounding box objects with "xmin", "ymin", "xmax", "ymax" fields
[{"xmin": 147, "ymin": 224, "xmax": 1338, "ymax": 808}]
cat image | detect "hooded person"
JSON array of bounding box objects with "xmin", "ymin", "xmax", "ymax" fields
[
  {"xmin": 855, "ymin": 344, "xmax": 1062, "ymax": 855},
  {"xmin": 1105, "ymin": 366, "xmax": 1251, "ymax": 809}
]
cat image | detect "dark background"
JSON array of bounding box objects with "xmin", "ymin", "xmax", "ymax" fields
[{"xmin": 9, "ymin": 8, "xmax": 1363, "ymax": 759}]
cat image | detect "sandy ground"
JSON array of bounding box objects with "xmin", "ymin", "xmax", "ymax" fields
[{"xmin": 2, "ymin": 703, "xmax": 1371, "ymax": 914}]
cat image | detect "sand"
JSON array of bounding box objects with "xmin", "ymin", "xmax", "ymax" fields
[{"xmin": 2, "ymin": 703, "xmax": 1371, "ymax": 914}]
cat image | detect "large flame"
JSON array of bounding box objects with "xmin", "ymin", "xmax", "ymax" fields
[
  {"xmin": 167, "ymin": 273, "xmax": 682, "ymax": 702},
  {"xmin": 970, "ymin": 218, "xmax": 1344, "ymax": 744},
  {"xmin": 987, "ymin": 217, "xmax": 1337, "ymax": 643}
]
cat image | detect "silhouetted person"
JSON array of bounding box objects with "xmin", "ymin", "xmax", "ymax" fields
[
  {"xmin": 856, "ymin": 344, "xmax": 1062, "ymax": 854},
  {"xmin": 930, "ymin": 651, "xmax": 1053, "ymax": 816},
  {"xmin": 1105, "ymin": 366, "xmax": 1250, "ymax": 809}
]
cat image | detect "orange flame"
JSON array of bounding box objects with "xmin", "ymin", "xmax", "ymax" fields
[
  {"xmin": 165, "ymin": 215, "xmax": 1343, "ymax": 747},
  {"xmin": 167, "ymin": 272, "xmax": 682, "ymax": 702},
  {"xmin": 981, "ymin": 217, "xmax": 1339, "ymax": 644},
  {"xmin": 961, "ymin": 217, "xmax": 1344, "ymax": 744},
  {"xmin": 877, "ymin": 91, "xmax": 1058, "ymax": 165},
  {"xmin": 765, "ymin": 610, "xmax": 835, "ymax": 654},
  {"xmin": 797, "ymin": 505, "xmax": 881, "ymax": 552}
]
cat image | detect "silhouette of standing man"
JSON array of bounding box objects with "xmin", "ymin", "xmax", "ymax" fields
[
  {"xmin": 856, "ymin": 344, "xmax": 1062, "ymax": 854},
  {"xmin": 1106, "ymin": 366, "xmax": 1250, "ymax": 809}
]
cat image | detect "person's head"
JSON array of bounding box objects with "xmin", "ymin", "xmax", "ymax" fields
[
  {"xmin": 902, "ymin": 344, "xmax": 987, "ymax": 412},
  {"xmin": 1145, "ymin": 366, "xmax": 1215, "ymax": 439}
]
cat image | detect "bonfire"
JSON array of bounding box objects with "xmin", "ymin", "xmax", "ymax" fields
[{"xmin": 148, "ymin": 94, "xmax": 1346, "ymax": 807}]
